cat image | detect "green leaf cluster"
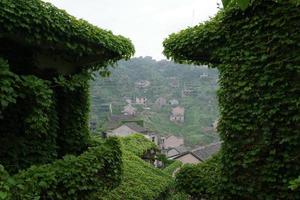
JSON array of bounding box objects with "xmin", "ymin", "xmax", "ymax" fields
[
  {"xmin": 96, "ymin": 134, "xmax": 174, "ymax": 200},
  {"xmin": 175, "ymin": 155, "xmax": 221, "ymax": 199},
  {"xmin": 0, "ymin": 137, "xmax": 122, "ymax": 200},
  {"xmin": 163, "ymin": 160, "xmax": 182, "ymax": 176},
  {"xmin": 0, "ymin": 0, "xmax": 134, "ymax": 71},
  {"xmin": 163, "ymin": 0, "xmax": 300, "ymax": 199}
]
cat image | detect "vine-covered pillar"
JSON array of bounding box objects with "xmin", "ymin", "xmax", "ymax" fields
[
  {"xmin": 0, "ymin": 59, "xmax": 58, "ymax": 173},
  {"xmin": 55, "ymin": 75, "xmax": 90, "ymax": 157}
]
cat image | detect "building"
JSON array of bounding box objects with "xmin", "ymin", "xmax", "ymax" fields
[
  {"xmin": 170, "ymin": 106, "xmax": 185, "ymax": 122},
  {"xmin": 160, "ymin": 135, "xmax": 184, "ymax": 149},
  {"xmin": 169, "ymin": 99, "xmax": 179, "ymax": 106},
  {"xmin": 155, "ymin": 97, "xmax": 167, "ymax": 107},
  {"xmin": 192, "ymin": 142, "xmax": 222, "ymax": 161},
  {"xmin": 166, "ymin": 145, "xmax": 188, "ymax": 158},
  {"xmin": 171, "ymin": 141, "xmax": 222, "ymax": 164},
  {"xmin": 135, "ymin": 80, "xmax": 150, "ymax": 88},
  {"xmin": 171, "ymin": 152, "xmax": 202, "ymax": 164},
  {"xmin": 122, "ymin": 104, "xmax": 137, "ymax": 116},
  {"xmin": 136, "ymin": 97, "xmax": 147, "ymax": 105},
  {"xmin": 107, "ymin": 122, "xmax": 159, "ymax": 145}
]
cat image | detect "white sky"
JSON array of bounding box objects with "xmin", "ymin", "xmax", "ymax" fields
[{"xmin": 43, "ymin": 0, "xmax": 222, "ymax": 60}]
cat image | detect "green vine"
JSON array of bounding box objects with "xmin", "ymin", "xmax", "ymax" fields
[{"xmin": 164, "ymin": 0, "xmax": 300, "ymax": 199}]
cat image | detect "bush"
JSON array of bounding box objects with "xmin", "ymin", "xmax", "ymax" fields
[
  {"xmin": 93, "ymin": 134, "xmax": 174, "ymax": 200},
  {"xmin": 120, "ymin": 134, "xmax": 157, "ymax": 157},
  {"xmin": 98, "ymin": 150, "xmax": 173, "ymax": 200},
  {"xmin": 8, "ymin": 137, "xmax": 122, "ymax": 200},
  {"xmin": 175, "ymin": 155, "xmax": 221, "ymax": 199},
  {"xmin": 163, "ymin": 160, "xmax": 182, "ymax": 176}
]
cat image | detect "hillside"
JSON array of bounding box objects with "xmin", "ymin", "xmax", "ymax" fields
[{"xmin": 90, "ymin": 57, "xmax": 219, "ymax": 146}]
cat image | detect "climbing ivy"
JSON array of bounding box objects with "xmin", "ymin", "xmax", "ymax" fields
[
  {"xmin": 0, "ymin": 0, "xmax": 135, "ymax": 71},
  {"xmin": 0, "ymin": 0, "xmax": 134, "ymax": 174},
  {"xmin": 164, "ymin": 0, "xmax": 300, "ymax": 199}
]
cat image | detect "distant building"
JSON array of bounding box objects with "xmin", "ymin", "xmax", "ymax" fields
[
  {"xmin": 122, "ymin": 104, "xmax": 137, "ymax": 116},
  {"xmin": 160, "ymin": 135, "xmax": 184, "ymax": 149},
  {"xmin": 171, "ymin": 152, "xmax": 201, "ymax": 164},
  {"xmin": 107, "ymin": 122, "xmax": 159, "ymax": 145},
  {"xmin": 166, "ymin": 145, "xmax": 188, "ymax": 158},
  {"xmin": 182, "ymin": 88, "xmax": 194, "ymax": 97},
  {"xmin": 169, "ymin": 99, "xmax": 179, "ymax": 106},
  {"xmin": 192, "ymin": 142, "xmax": 222, "ymax": 161},
  {"xmin": 170, "ymin": 141, "xmax": 222, "ymax": 165},
  {"xmin": 170, "ymin": 106, "xmax": 185, "ymax": 122},
  {"xmin": 136, "ymin": 97, "xmax": 147, "ymax": 105},
  {"xmin": 135, "ymin": 80, "xmax": 150, "ymax": 88},
  {"xmin": 155, "ymin": 97, "xmax": 167, "ymax": 107}
]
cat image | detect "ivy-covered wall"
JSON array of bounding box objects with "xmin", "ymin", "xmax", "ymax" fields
[
  {"xmin": 0, "ymin": 0, "xmax": 134, "ymax": 174},
  {"xmin": 163, "ymin": 0, "xmax": 300, "ymax": 199}
]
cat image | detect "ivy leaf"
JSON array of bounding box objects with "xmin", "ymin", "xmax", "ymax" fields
[
  {"xmin": 236, "ymin": 0, "xmax": 251, "ymax": 10},
  {"xmin": 222, "ymin": 0, "xmax": 231, "ymax": 8}
]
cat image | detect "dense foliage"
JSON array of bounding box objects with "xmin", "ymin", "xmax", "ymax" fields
[
  {"xmin": 0, "ymin": 137, "xmax": 122, "ymax": 200},
  {"xmin": 175, "ymin": 155, "xmax": 221, "ymax": 199},
  {"xmin": 93, "ymin": 134, "xmax": 173, "ymax": 200},
  {"xmin": 120, "ymin": 134, "xmax": 157, "ymax": 157},
  {"xmin": 163, "ymin": 160, "xmax": 182, "ymax": 176},
  {"xmin": 164, "ymin": 0, "xmax": 300, "ymax": 199},
  {"xmin": 0, "ymin": 0, "xmax": 134, "ymax": 71},
  {"xmin": 0, "ymin": 0, "xmax": 134, "ymax": 174}
]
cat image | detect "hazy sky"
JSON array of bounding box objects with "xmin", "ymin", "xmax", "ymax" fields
[{"xmin": 43, "ymin": 0, "xmax": 222, "ymax": 60}]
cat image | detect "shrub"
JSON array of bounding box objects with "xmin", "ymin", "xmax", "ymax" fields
[
  {"xmin": 175, "ymin": 155, "xmax": 221, "ymax": 199},
  {"xmin": 9, "ymin": 137, "xmax": 122, "ymax": 200},
  {"xmin": 163, "ymin": 160, "xmax": 182, "ymax": 176}
]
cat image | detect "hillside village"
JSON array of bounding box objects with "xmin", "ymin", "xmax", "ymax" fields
[
  {"xmin": 89, "ymin": 58, "xmax": 221, "ymax": 166},
  {"xmin": 90, "ymin": 57, "xmax": 220, "ymax": 146}
]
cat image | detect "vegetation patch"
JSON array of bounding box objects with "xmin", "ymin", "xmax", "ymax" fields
[{"xmin": 164, "ymin": 0, "xmax": 300, "ymax": 198}]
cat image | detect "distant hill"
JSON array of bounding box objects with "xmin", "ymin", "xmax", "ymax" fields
[{"xmin": 90, "ymin": 56, "xmax": 220, "ymax": 146}]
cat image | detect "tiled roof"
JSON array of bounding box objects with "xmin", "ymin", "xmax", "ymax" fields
[
  {"xmin": 125, "ymin": 122, "xmax": 148, "ymax": 133},
  {"xmin": 192, "ymin": 142, "xmax": 222, "ymax": 161}
]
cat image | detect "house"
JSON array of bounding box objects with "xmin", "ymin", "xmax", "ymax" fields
[
  {"xmin": 155, "ymin": 97, "xmax": 167, "ymax": 107},
  {"xmin": 171, "ymin": 141, "xmax": 222, "ymax": 164},
  {"xmin": 136, "ymin": 97, "xmax": 147, "ymax": 105},
  {"xmin": 171, "ymin": 152, "xmax": 201, "ymax": 164},
  {"xmin": 107, "ymin": 123, "xmax": 159, "ymax": 145},
  {"xmin": 122, "ymin": 104, "xmax": 136, "ymax": 116},
  {"xmin": 169, "ymin": 99, "xmax": 179, "ymax": 106},
  {"xmin": 135, "ymin": 80, "xmax": 150, "ymax": 88},
  {"xmin": 170, "ymin": 106, "xmax": 185, "ymax": 122},
  {"xmin": 160, "ymin": 135, "xmax": 184, "ymax": 149},
  {"xmin": 192, "ymin": 142, "xmax": 222, "ymax": 161},
  {"xmin": 182, "ymin": 88, "xmax": 194, "ymax": 97},
  {"xmin": 166, "ymin": 145, "xmax": 188, "ymax": 158}
]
